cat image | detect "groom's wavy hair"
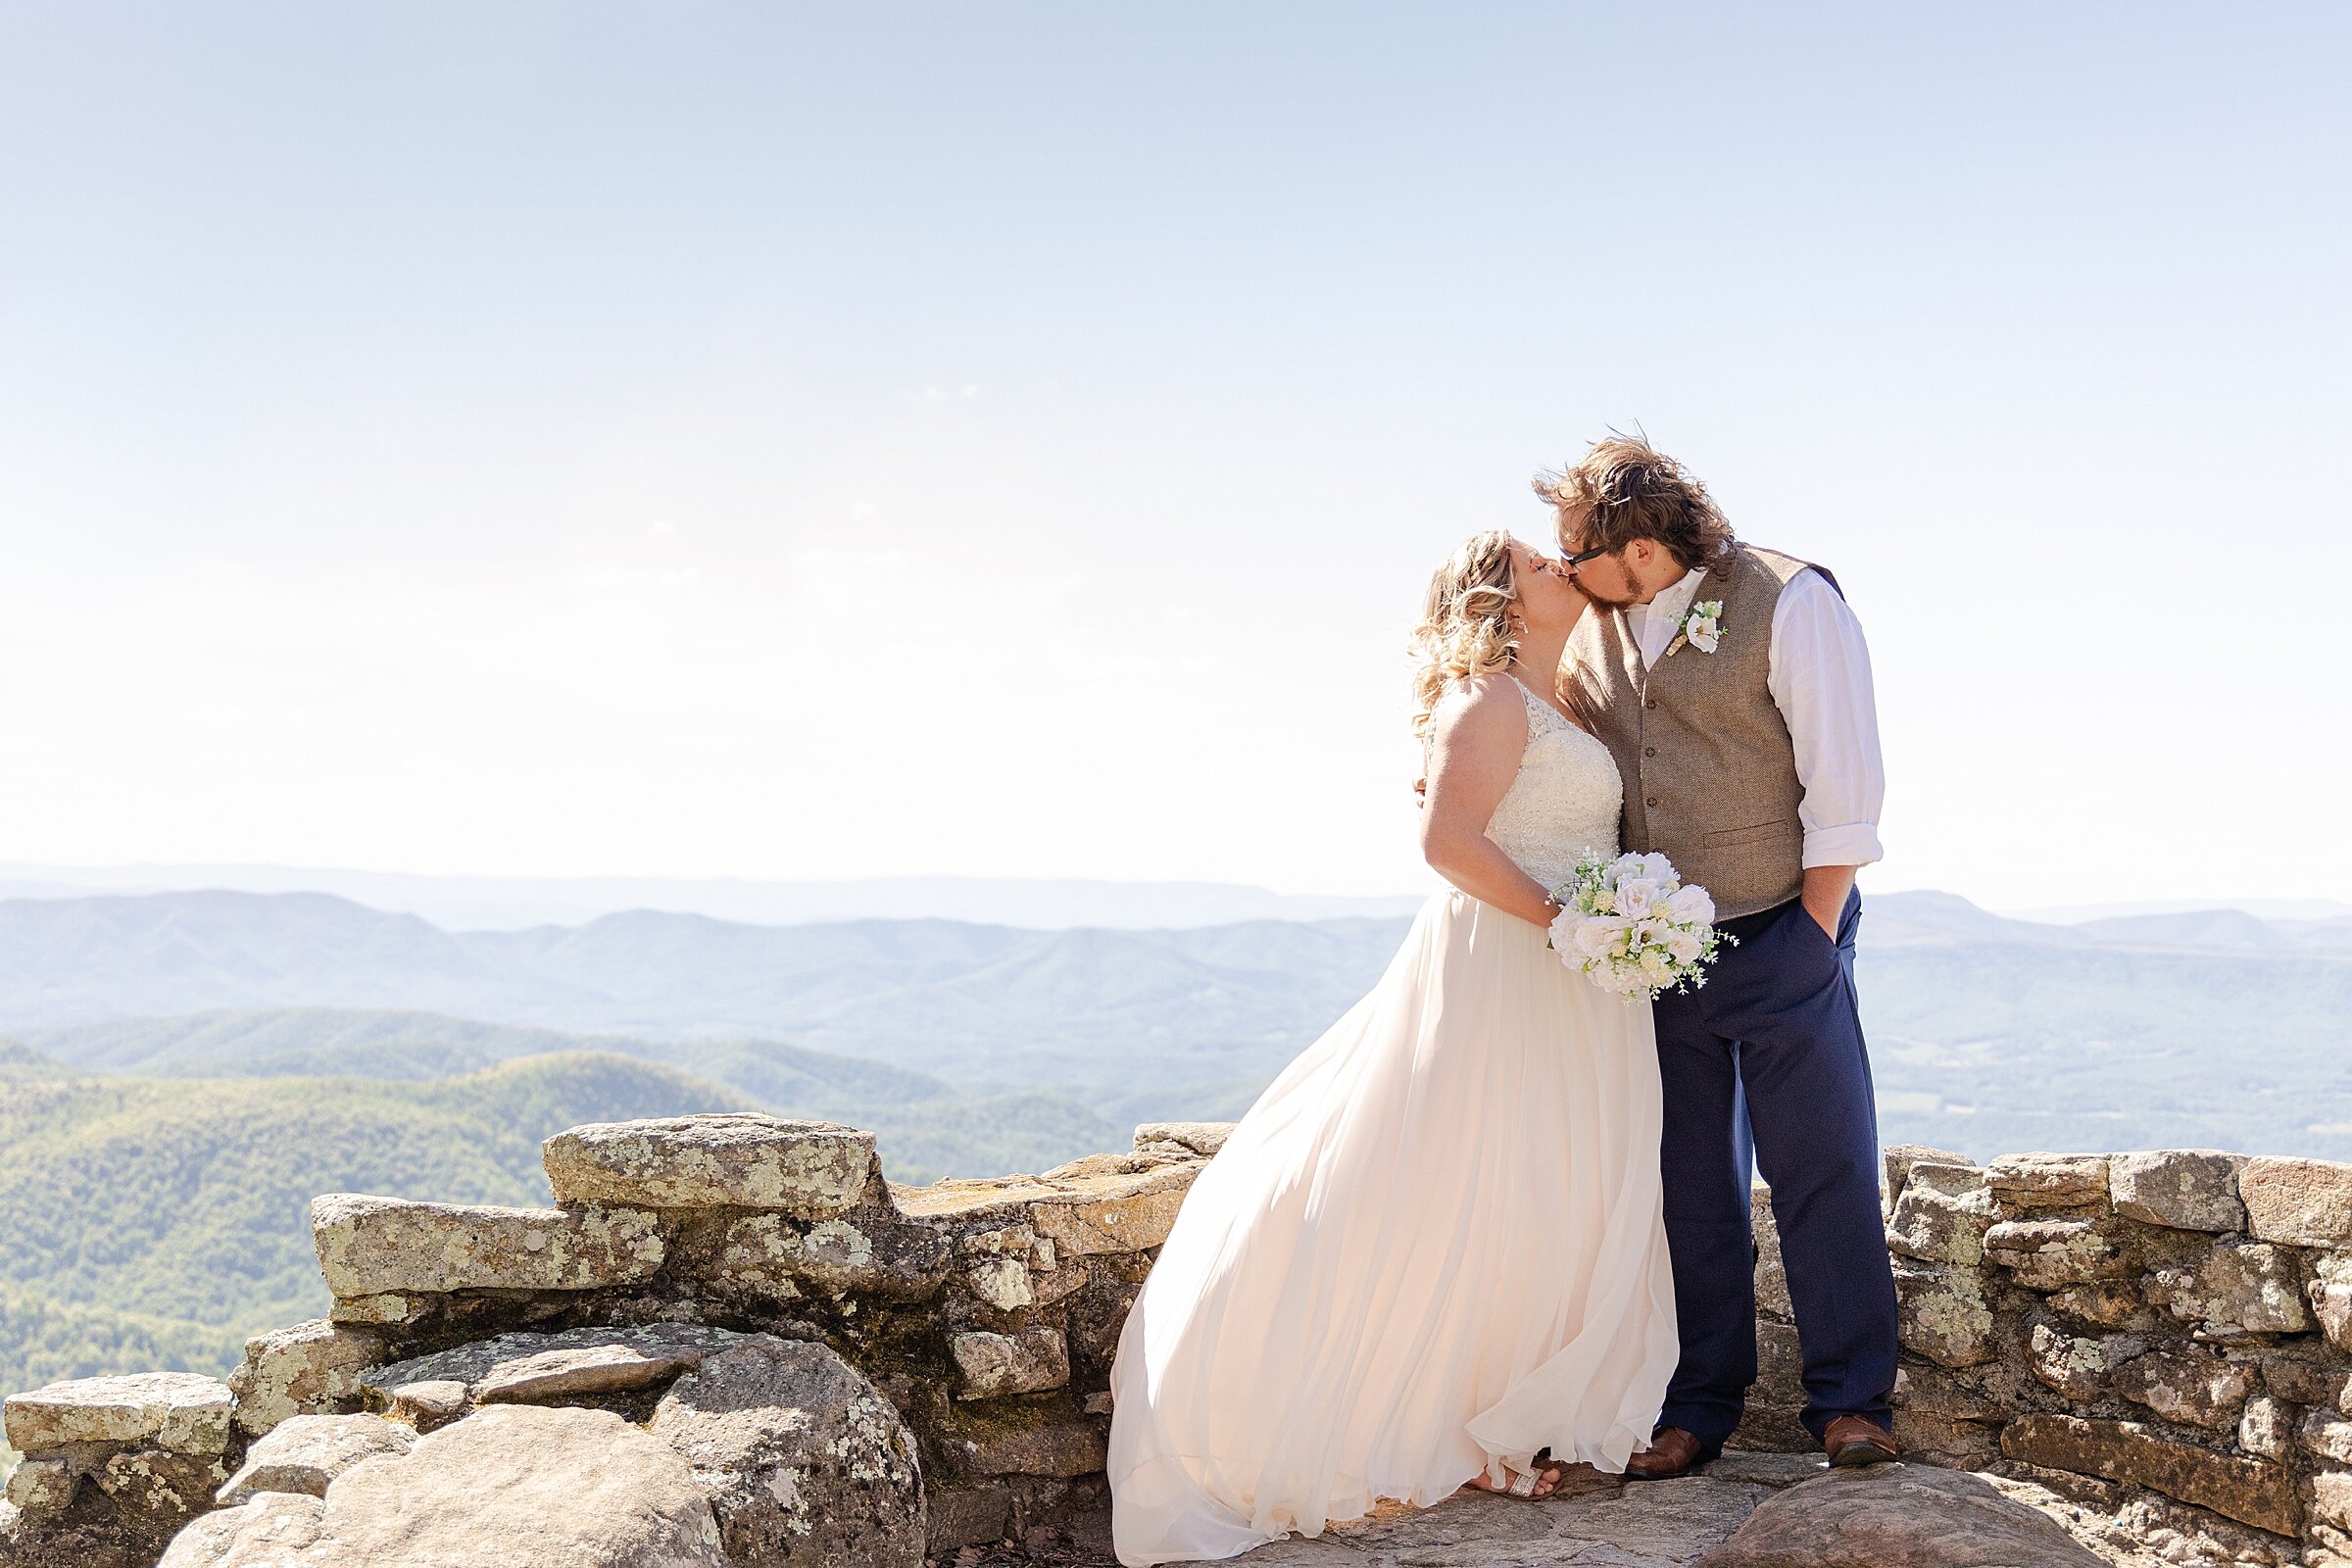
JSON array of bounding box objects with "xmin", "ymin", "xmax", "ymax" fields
[
  {"xmin": 1407, "ymin": 529, "xmax": 1522, "ymax": 740},
  {"xmin": 1534, "ymin": 435, "xmax": 1735, "ymax": 571}
]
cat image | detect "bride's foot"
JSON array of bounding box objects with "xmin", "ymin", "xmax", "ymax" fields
[{"xmin": 1463, "ymin": 1457, "xmax": 1568, "ymax": 1500}]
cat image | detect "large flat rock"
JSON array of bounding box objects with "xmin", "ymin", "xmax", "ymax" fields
[
  {"xmin": 3, "ymin": 1372, "xmax": 234, "ymax": 1455},
  {"xmin": 310, "ymin": 1194, "xmax": 664, "ymax": 1297},
  {"xmin": 543, "ymin": 1113, "xmax": 876, "ymax": 1214},
  {"xmin": 160, "ymin": 1403, "xmax": 727, "ymax": 1568},
  {"xmin": 1691, "ymin": 1464, "xmax": 2105, "ymax": 1566}
]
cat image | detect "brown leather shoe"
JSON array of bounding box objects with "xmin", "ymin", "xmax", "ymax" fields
[
  {"xmin": 1822, "ymin": 1415, "xmax": 1901, "ymax": 1467},
  {"xmin": 1621, "ymin": 1426, "xmax": 1720, "ymax": 1481}
]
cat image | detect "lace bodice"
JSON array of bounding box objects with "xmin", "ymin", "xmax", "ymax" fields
[{"xmin": 1461, "ymin": 677, "xmax": 1624, "ymax": 893}]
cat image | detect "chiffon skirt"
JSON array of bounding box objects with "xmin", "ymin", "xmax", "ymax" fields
[{"xmin": 1106, "ymin": 891, "xmax": 1679, "ymax": 1566}]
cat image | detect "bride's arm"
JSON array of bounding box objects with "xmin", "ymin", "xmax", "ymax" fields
[{"xmin": 1418, "ymin": 679, "xmax": 1561, "ymax": 928}]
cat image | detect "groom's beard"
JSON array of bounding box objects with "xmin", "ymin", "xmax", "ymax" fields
[{"xmin": 1573, "ymin": 580, "xmax": 1641, "ymax": 612}]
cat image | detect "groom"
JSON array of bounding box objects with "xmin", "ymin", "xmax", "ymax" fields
[{"xmin": 1544, "ymin": 435, "xmax": 1900, "ymax": 1474}]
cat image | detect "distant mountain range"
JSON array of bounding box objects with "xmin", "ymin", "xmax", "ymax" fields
[
  {"xmin": 0, "ymin": 863, "xmax": 1427, "ymax": 932},
  {"xmin": 1, "ymin": 881, "xmax": 2347, "ymax": 1396},
  {"xmin": 3, "ymin": 884, "xmax": 2347, "ymax": 1154}
]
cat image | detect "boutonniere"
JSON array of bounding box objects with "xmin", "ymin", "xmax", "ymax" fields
[{"xmin": 1664, "ymin": 600, "xmax": 1725, "ymax": 658}]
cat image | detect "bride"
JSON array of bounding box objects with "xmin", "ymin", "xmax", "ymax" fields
[{"xmin": 1105, "ymin": 530, "xmax": 1680, "ymax": 1565}]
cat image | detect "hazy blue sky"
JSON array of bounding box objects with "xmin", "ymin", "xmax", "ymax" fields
[{"xmin": 1, "ymin": 3, "xmax": 2344, "ymax": 906}]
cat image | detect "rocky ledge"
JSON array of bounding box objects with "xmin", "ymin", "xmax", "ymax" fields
[{"xmin": 0, "ymin": 1118, "xmax": 2345, "ymax": 1568}]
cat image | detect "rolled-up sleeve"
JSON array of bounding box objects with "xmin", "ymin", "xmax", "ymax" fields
[{"xmin": 1767, "ymin": 569, "xmax": 1886, "ymax": 868}]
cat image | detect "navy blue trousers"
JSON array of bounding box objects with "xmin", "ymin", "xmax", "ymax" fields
[{"xmin": 1650, "ymin": 888, "xmax": 1897, "ymax": 1446}]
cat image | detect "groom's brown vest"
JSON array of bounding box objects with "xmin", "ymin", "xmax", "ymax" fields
[{"xmin": 1569, "ymin": 543, "xmax": 1830, "ymax": 921}]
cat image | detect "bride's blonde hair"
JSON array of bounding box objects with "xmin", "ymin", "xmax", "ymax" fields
[{"xmin": 1407, "ymin": 529, "xmax": 1521, "ymax": 739}]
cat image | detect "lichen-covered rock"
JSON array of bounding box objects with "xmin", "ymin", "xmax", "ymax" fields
[
  {"xmin": 163, "ymin": 1403, "xmax": 727, "ymax": 1566},
  {"xmin": 2027, "ymin": 1321, "xmax": 2111, "ymax": 1400},
  {"xmin": 2108, "ymin": 1150, "xmax": 2247, "ymax": 1232},
  {"xmin": 2108, "ymin": 1345, "xmax": 2253, "ymax": 1429},
  {"xmin": 1894, "ymin": 1262, "xmax": 1996, "ymax": 1367},
  {"xmin": 366, "ymin": 1324, "xmax": 745, "ymax": 1415},
  {"xmin": 1690, "ymin": 1462, "xmax": 2104, "ymax": 1567},
  {"xmin": 2240, "ymin": 1154, "xmax": 2352, "ymax": 1247},
  {"xmin": 699, "ymin": 1211, "xmax": 953, "ymax": 1301},
  {"xmin": 93, "ymin": 1448, "xmax": 230, "ymax": 1532},
  {"xmin": 2306, "ymin": 1407, "xmax": 2352, "ymax": 1464},
  {"xmin": 1131, "ymin": 1121, "xmax": 1233, "ymax": 1157},
  {"xmin": 2043, "ymin": 1281, "xmax": 2155, "ymax": 1330},
  {"xmin": 544, "ymin": 1113, "xmax": 876, "ymax": 1215},
  {"xmin": 953, "ymin": 1328, "xmax": 1071, "ymax": 1400},
  {"xmin": 965, "ymin": 1253, "xmax": 1033, "ymax": 1311},
  {"xmin": 310, "ymin": 1194, "xmax": 663, "ymax": 1297},
  {"xmin": 1025, "ymin": 1165, "xmax": 1196, "ymax": 1256},
  {"xmin": 1886, "ymin": 1160, "xmax": 1995, "ymax": 1266},
  {"xmin": 2237, "ymin": 1393, "xmax": 2294, "ymax": 1459},
  {"xmin": 1983, "ymin": 1217, "xmax": 2125, "ymax": 1289},
  {"xmin": 1882, "ymin": 1144, "xmax": 1970, "ymax": 1219},
  {"xmin": 2146, "ymin": 1239, "xmax": 2312, "ymax": 1337},
  {"xmin": 3, "ymin": 1372, "xmax": 234, "ymax": 1455},
  {"xmin": 226, "ymin": 1319, "xmax": 385, "ymax": 1438},
  {"xmin": 217, "ymin": 1413, "xmax": 415, "ymax": 1504},
  {"xmin": 2318, "ymin": 1470, "xmax": 2352, "ymax": 1532},
  {"xmin": 2103, "ymin": 1490, "xmax": 2302, "ymax": 1568},
  {"xmin": 1999, "ymin": 1412, "xmax": 2297, "ymax": 1535},
  {"xmin": 4, "ymin": 1456, "xmax": 76, "ymax": 1518},
  {"xmin": 2315, "ymin": 1250, "xmax": 2352, "ymax": 1353},
  {"xmin": 650, "ymin": 1335, "xmax": 924, "ymax": 1568},
  {"xmin": 2260, "ymin": 1345, "xmax": 2351, "ymax": 1408},
  {"xmin": 1985, "ymin": 1152, "xmax": 2110, "ymax": 1209},
  {"xmin": 326, "ymin": 1293, "xmax": 414, "ymax": 1326}
]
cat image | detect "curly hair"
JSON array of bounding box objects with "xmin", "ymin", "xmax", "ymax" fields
[
  {"xmin": 1406, "ymin": 529, "xmax": 1520, "ymax": 739},
  {"xmin": 1533, "ymin": 434, "xmax": 1734, "ymax": 572}
]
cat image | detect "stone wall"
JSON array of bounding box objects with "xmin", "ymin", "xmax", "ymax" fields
[
  {"xmin": 3, "ymin": 1119, "xmax": 2350, "ymax": 1568},
  {"xmin": 1736, "ymin": 1145, "xmax": 2352, "ymax": 1568}
]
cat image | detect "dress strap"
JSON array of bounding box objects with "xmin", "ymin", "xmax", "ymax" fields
[{"xmin": 1505, "ymin": 673, "xmax": 1570, "ymax": 735}]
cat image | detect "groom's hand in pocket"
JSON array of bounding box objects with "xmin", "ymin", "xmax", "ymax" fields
[{"xmin": 1800, "ymin": 865, "xmax": 1857, "ymax": 942}]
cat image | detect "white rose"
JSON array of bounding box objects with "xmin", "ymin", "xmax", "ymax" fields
[
  {"xmin": 1606, "ymin": 852, "xmax": 1644, "ymax": 886},
  {"xmin": 1640, "ymin": 853, "xmax": 1676, "ymax": 884},
  {"xmin": 1667, "ymin": 927, "xmax": 1703, "ymax": 962},
  {"xmin": 1666, "ymin": 884, "xmax": 1715, "ymax": 925},
  {"xmin": 1549, "ymin": 906, "xmax": 1583, "ymax": 957},
  {"xmin": 1568, "ymin": 916, "xmax": 1617, "ymax": 958},
  {"xmin": 1616, "ymin": 878, "xmax": 1659, "ymax": 918}
]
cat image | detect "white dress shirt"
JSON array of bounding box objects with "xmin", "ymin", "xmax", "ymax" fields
[{"xmin": 1624, "ymin": 562, "xmax": 1886, "ymax": 869}]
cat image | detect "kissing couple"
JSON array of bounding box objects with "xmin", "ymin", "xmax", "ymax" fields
[{"xmin": 1104, "ymin": 435, "xmax": 1901, "ymax": 1565}]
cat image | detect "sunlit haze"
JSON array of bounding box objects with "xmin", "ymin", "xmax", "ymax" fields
[{"xmin": 2, "ymin": 4, "xmax": 2344, "ymax": 908}]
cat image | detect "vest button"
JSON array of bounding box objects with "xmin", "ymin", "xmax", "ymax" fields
[
  {"xmin": 1645, "ymin": 797, "xmax": 1659, "ymax": 808},
  {"xmin": 1643, "ymin": 746, "xmax": 1657, "ymax": 758},
  {"xmin": 1643, "ymin": 698, "xmax": 1658, "ymax": 710}
]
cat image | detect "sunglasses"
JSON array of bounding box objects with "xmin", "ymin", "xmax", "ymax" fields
[{"xmin": 1562, "ymin": 543, "xmax": 1612, "ymax": 567}]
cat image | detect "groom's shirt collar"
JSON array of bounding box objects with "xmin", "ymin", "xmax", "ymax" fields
[{"xmin": 1627, "ymin": 565, "xmax": 1711, "ymax": 669}]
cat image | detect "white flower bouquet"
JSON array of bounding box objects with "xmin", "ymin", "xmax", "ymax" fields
[{"xmin": 1548, "ymin": 850, "xmax": 1731, "ymax": 1000}]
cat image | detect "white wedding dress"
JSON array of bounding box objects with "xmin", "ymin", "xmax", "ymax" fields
[{"xmin": 1106, "ymin": 677, "xmax": 1680, "ymax": 1566}]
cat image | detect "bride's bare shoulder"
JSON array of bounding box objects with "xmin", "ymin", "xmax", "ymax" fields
[{"xmin": 1430, "ymin": 673, "xmax": 1528, "ymax": 743}]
